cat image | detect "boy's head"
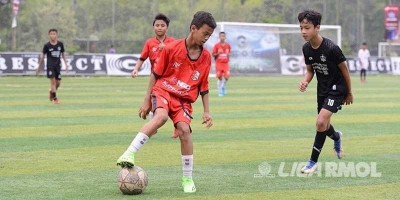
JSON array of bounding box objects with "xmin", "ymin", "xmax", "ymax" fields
[
  {"xmin": 189, "ymin": 11, "xmax": 216, "ymax": 46},
  {"xmin": 153, "ymin": 13, "xmax": 170, "ymax": 37},
  {"xmin": 219, "ymin": 32, "xmax": 226, "ymax": 43},
  {"xmin": 48, "ymin": 28, "xmax": 58, "ymax": 41},
  {"xmin": 298, "ymin": 10, "xmax": 321, "ymax": 27},
  {"xmin": 298, "ymin": 10, "xmax": 321, "ymax": 41},
  {"xmin": 361, "ymin": 42, "xmax": 368, "ymax": 50}
]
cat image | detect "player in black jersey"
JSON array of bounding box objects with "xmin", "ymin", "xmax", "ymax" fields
[
  {"xmin": 297, "ymin": 10, "xmax": 353, "ymax": 174},
  {"xmin": 36, "ymin": 29, "xmax": 68, "ymax": 104}
]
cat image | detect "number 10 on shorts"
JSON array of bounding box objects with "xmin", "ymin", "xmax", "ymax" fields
[{"xmin": 328, "ymin": 99, "xmax": 334, "ymax": 106}]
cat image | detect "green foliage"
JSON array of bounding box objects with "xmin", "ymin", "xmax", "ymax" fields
[{"xmin": 0, "ymin": 0, "xmax": 391, "ymax": 55}]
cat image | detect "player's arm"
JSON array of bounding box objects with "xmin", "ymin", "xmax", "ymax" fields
[
  {"xmin": 138, "ymin": 73, "xmax": 156, "ymax": 119},
  {"xmin": 338, "ymin": 61, "xmax": 353, "ymax": 105},
  {"xmin": 132, "ymin": 59, "xmax": 145, "ymax": 78},
  {"xmin": 299, "ymin": 65, "xmax": 314, "ymax": 92},
  {"xmin": 132, "ymin": 41, "xmax": 149, "ymax": 78},
  {"xmin": 61, "ymin": 52, "xmax": 68, "ymax": 73},
  {"xmin": 36, "ymin": 53, "xmax": 45, "ymax": 75},
  {"xmin": 201, "ymin": 92, "xmax": 212, "ymax": 128},
  {"xmin": 212, "ymin": 45, "xmax": 219, "ymax": 59}
]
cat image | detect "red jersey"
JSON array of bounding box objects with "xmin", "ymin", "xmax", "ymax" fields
[
  {"xmin": 153, "ymin": 39, "xmax": 211, "ymax": 103},
  {"xmin": 212, "ymin": 42, "xmax": 231, "ymax": 63},
  {"xmin": 139, "ymin": 36, "xmax": 175, "ymax": 68}
]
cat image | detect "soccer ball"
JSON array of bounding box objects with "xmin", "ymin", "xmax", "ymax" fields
[{"xmin": 117, "ymin": 166, "xmax": 148, "ymax": 195}]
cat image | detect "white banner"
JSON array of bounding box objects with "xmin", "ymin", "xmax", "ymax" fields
[
  {"xmin": 280, "ymin": 55, "xmax": 305, "ymax": 75},
  {"xmin": 105, "ymin": 54, "xmax": 151, "ymax": 76}
]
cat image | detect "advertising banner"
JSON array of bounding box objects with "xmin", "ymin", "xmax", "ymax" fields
[
  {"xmin": 206, "ymin": 24, "xmax": 282, "ymax": 74},
  {"xmin": 385, "ymin": 5, "xmax": 400, "ymax": 41}
]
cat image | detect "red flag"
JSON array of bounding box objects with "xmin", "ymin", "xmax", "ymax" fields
[{"xmin": 12, "ymin": 0, "xmax": 19, "ymax": 15}]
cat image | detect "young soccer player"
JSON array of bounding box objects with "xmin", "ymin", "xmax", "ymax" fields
[
  {"xmin": 358, "ymin": 42, "xmax": 370, "ymax": 83},
  {"xmin": 131, "ymin": 13, "xmax": 175, "ymax": 78},
  {"xmin": 132, "ymin": 13, "xmax": 175, "ymax": 123},
  {"xmin": 36, "ymin": 28, "xmax": 68, "ymax": 104},
  {"xmin": 212, "ymin": 32, "xmax": 231, "ymax": 96},
  {"xmin": 117, "ymin": 11, "xmax": 216, "ymax": 193},
  {"xmin": 297, "ymin": 10, "xmax": 353, "ymax": 174}
]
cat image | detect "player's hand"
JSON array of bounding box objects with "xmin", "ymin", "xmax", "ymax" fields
[
  {"xmin": 299, "ymin": 80, "xmax": 308, "ymax": 92},
  {"xmin": 35, "ymin": 66, "xmax": 40, "ymax": 76},
  {"xmin": 138, "ymin": 98, "xmax": 151, "ymax": 119},
  {"xmin": 202, "ymin": 112, "xmax": 213, "ymax": 128},
  {"xmin": 343, "ymin": 93, "xmax": 353, "ymax": 105},
  {"xmin": 131, "ymin": 69, "xmax": 139, "ymax": 78}
]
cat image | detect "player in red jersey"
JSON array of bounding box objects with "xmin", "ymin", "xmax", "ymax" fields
[
  {"xmin": 117, "ymin": 11, "xmax": 216, "ymax": 193},
  {"xmin": 132, "ymin": 13, "xmax": 175, "ymax": 131},
  {"xmin": 131, "ymin": 13, "xmax": 175, "ymax": 78},
  {"xmin": 212, "ymin": 32, "xmax": 231, "ymax": 96}
]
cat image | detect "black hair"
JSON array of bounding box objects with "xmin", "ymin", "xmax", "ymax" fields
[
  {"xmin": 48, "ymin": 28, "xmax": 58, "ymax": 34},
  {"xmin": 153, "ymin": 13, "xmax": 170, "ymax": 27},
  {"xmin": 190, "ymin": 11, "xmax": 217, "ymax": 30},
  {"xmin": 362, "ymin": 42, "xmax": 367, "ymax": 46},
  {"xmin": 219, "ymin": 32, "xmax": 226, "ymax": 35},
  {"xmin": 298, "ymin": 10, "xmax": 321, "ymax": 27}
]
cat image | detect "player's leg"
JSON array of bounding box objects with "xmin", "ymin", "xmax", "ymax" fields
[
  {"xmin": 52, "ymin": 68, "xmax": 62, "ymax": 104},
  {"xmin": 222, "ymin": 65, "xmax": 230, "ymax": 95},
  {"xmin": 361, "ymin": 69, "xmax": 366, "ymax": 82},
  {"xmin": 216, "ymin": 65, "xmax": 224, "ymax": 96},
  {"xmin": 362, "ymin": 69, "xmax": 367, "ymax": 82},
  {"xmin": 117, "ymin": 92, "xmax": 170, "ymax": 168},
  {"xmin": 47, "ymin": 67, "xmax": 56, "ymax": 101},
  {"xmin": 360, "ymin": 69, "xmax": 363, "ymax": 82},
  {"xmin": 170, "ymin": 100, "xmax": 196, "ymax": 193},
  {"xmin": 176, "ymin": 122, "xmax": 196, "ymax": 193},
  {"xmin": 323, "ymin": 94, "xmax": 345, "ymax": 158},
  {"xmin": 302, "ymin": 97, "xmax": 332, "ymax": 173}
]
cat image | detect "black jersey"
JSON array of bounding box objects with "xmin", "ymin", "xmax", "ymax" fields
[
  {"xmin": 42, "ymin": 41, "xmax": 65, "ymax": 68},
  {"xmin": 302, "ymin": 37, "xmax": 347, "ymax": 96}
]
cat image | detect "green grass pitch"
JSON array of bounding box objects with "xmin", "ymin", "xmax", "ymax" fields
[{"xmin": 0, "ymin": 75, "xmax": 399, "ymax": 199}]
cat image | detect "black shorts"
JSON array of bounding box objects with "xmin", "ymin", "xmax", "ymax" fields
[
  {"xmin": 47, "ymin": 66, "xmax": 62, "ymax": 80},
  {"xmin": 317, "ymin": 95, "xmax": 344, "ymax": 113}
]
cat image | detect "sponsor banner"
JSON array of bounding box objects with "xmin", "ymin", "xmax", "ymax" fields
[
  {"xmin": 68, "ymin": 54, "xmax": 107, "ymax": 75},
  {"xmin": 346, "ymin": 56, "xmax": 392, "ymax": 74},
  {"xmin": 281, "ymin": 55, "xmax": 395, "ymax": 75},
  {"xmin": 280, "ymin": 55, "xmax": 306, "ymax": 75},
  {"xmin": 0, "ymin": 52, "xmax": 40, "ymax": 75},
  {"xmin": 0, "ymin": 53, "xmax": 150, "ymax": 75},
  {"xmin": 385, "ymin": 5, "xmax": 400, "ymax": 41},
  {"xmin": 1, "ymin": 53, "xmax": 399, "ymax": 75},
  {"xmin": 205, "ymin": 24, "xmax": 281, "ymax": 74},
  {"xmin": 388, "ymin": 57, "xmax": 400, "ymax": 74},
  {"xmin": 105, "ymin": 54, "xmax": 151, "ymax": 76}
]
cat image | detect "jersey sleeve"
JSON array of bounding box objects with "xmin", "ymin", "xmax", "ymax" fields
[
  {"xmin": 302, "ymin": 45, "xmax": 311, "ymax": 65},
  {"xmin": 60, "ymin": 42, "xmax": 65, "ymax": 53},
  {"xmin": 199, "ymin": 54, "xmax": 211, "ymax": 96},
  {"xmin": 42, "ymin": 44, "xmax": 48, "ymax": 54},
  {"xmin": 212, "ymin": 44, "xmax": 218, "ymax": 55},
  {"xmin": 332, "ymin": 45, "xmax": 346, "ymax": 64},
  {"xmin": 139, "ymin": 40, "xmax": 150, "ymax": 61},
  {"xmin": 152, "ymin": 47, "xmax": 169, "ymax": 78}
]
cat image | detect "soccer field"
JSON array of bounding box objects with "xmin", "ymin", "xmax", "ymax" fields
[{"xmin": 1, "ymin": 75, "xmax": 399, "ymax": 199}]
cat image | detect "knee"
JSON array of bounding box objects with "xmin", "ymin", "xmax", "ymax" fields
[
  {"xmin": 315, "ymin": 119, "xmax": 328, "ymax": 132},
  {"xmin": 178, "ymin": 126, "xmax": 191, "ymax": 141},
  {"xmin": 153, "ymin": 114, "xmax": 168, "ymax": 125}
]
